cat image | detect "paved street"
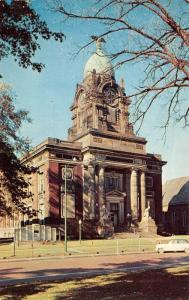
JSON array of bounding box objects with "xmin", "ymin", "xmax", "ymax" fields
[{"xmin": 0, "ymin": 252, "xmax": 188, "ymax": 286}]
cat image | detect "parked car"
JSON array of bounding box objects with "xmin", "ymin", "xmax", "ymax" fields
[{"xmin": 156, "ymin": 239, "xmax": 189, "ymax": 253}]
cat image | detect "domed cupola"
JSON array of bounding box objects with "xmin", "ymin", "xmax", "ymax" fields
[{"xmin": 83, "ymin": 37, "xmax": 114, "ymax": 79}]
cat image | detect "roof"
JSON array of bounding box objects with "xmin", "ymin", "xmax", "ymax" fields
[{"xmin": 163, "ymin": 176, "xmax": 189, "ymax": 211}]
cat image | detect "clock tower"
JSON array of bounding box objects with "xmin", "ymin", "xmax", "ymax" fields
[{"xmin": 68, "ymin": 38, "xmax": 134, "ymax": 141}]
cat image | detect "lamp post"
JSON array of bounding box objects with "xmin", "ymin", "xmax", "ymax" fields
[
  {"xmin": 64, "ymin": 157, "xmax": 77, "ymax": 253},
  {"xmin": 64, "ymin": 164, "xmax": 67, "ymax": 253},
  {"xmin": 79, "ymin": 219, "xmax": 82, "ymax": 244}
]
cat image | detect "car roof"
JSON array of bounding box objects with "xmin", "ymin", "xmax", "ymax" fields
[{"xmin": 171, "ymin": 239, "xmax": 189, "ymax": 242}]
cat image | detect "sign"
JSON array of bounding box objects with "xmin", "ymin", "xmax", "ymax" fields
[{"xmin": 62, "ymin": 167, "xmax": 73, "ymax": 180}]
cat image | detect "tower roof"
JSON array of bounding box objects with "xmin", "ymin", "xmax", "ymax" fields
[{"xmin": 83, "ymin": 38, "xmax": 114, "ymax": 79}]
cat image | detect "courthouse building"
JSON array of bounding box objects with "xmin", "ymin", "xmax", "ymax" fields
[{"xmin": 0, "ymin": 38, "xmax": 166, "ymax": 236}]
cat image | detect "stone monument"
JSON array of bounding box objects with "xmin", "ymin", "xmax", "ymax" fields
[
  {"xmin": 96, "ymin": 205, "xmax": 114, "ymax": 238},
  {"xmin": 139, "ymin": 205, "xmax": 157, "ymax": 235}
]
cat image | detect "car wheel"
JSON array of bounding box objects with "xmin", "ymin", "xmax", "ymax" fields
[
  {"xmin": 158, "ymin": 248, "xmax": 164, "ymax": 254},
  {"xmin": 184, "ymin": 248, "xmax": 189, "ymax": 253}
]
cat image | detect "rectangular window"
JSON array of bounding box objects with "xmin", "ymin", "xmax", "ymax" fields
[
  {"xmin": 172, "ymin": 211, "xmax": 176, "ymax": 225},
  {"xmin": 182, "ymin": 211, "xmax": 187, "ymax": 228},
  {"xmin": 146, "ymin": 176, "xmax": 153, "ymax": 188},
  {"xmin": 134, "ymin": 159, "xmax": 143, "ymax": 164},
  {"xmin": 27, "ymin": 177, "xmax": 32, "ymax": 197},
  {"xmin": 105, "ymin": 174, "xmax": 122, "ymax": 192},
  {"xmin": 38, "ymin": 169, "xmax": 44, "ymax": 194},
  {"xmin": 39, "ymin": 203, "xmax": 45, "ymax": 220},
  {"xmin": 110, "ymin": 203, "xmax": 118, "ymax": 211}
]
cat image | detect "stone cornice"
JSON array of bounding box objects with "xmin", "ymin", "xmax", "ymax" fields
[
  {"xmin": 21, "ymin": 138, "xmax": 82, "ymax": 163},
  {"xmin": 73, "ymin": 128, "xmax": 147, "ymax": 144}
]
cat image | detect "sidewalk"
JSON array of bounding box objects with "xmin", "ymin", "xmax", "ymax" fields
[{"xmin": 0, "ymin": 249, "xmax": 155, "ymax": 263}]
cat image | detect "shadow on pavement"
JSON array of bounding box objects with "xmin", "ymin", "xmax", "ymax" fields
[{"xmin": 0, "ymin": 254, "xmax": 188, "ymax": 299}]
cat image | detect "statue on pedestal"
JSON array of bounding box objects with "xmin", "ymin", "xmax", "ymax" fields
[
  {"xmin": 139, "ymin": 204, "xmax": 157, "ymax": 235},
  {"xmin": 97, "ymin": 204, "xmax": 114, "ymax": 237},
  {"xmin": 143, "ymin": 205, "xmax": 150, "ymax": 219}
]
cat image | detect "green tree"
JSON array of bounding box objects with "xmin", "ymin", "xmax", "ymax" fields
[
  {"xmin": 0, "ymin": 0, "xmax": 64, "ymax": 74},
  {"xmin": 0, "ymin": 84, "xmax": 34, "ymax": 216},
  {"xmin": 0, "ymin": 0, "xmax": 64, "ymax": 216}
]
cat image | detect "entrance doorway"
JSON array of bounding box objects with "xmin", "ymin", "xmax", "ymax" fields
[
  {"xmin": 110, "ymin": 212, "xmax": 118, "ymax": 226},
  {"xmin": 110, "ymin": 203, "xmax": 119, "ymax": 227}
]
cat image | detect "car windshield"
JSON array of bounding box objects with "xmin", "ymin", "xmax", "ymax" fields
[{"xmin": 169, "ymin": 240, "xmax": 177, "ymax": 244}]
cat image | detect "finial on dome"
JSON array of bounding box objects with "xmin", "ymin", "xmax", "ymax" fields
[
  {"xmin": 91, "ymin": 36, "xmax": 106, "ymax": 51},
  {"xmin": 84, "ymin": 36, "xmax": 114, "ymax": 79}
]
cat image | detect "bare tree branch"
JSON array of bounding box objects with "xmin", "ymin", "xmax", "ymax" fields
[{"xmin": 52, "ymin": 0, "xmax": 189, "ymax": 130}]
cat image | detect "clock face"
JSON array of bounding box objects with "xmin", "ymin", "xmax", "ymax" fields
[{"xmin": 104, "ymin": 86, "xmax": 117, "ymax": 105}]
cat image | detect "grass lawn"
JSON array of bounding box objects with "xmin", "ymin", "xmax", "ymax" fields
[
  {"xmin": 0, "ymin": 238, "xmax": 155, "ymax": 259},
  {"xmin": 0, "ymin": 266, "xmax": 189, "ymax": 299},
  {"xmin": 0, "ymin": 235, "xmax": 189, "ymax": 259}
]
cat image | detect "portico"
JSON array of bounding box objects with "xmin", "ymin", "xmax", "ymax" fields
[{"xmin": 82, "ymin": 154, "xmax": 154, "ymax": 228}]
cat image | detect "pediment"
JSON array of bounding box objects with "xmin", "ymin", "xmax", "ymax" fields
[{"xmin": 106, "ymin": 190, "xmax": 126, "ymax": 197}]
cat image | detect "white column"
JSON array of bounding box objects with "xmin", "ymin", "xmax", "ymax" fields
[
  {"xmin": 88, "ymin": 165, "xmax": 95, "ymax": 219},
  {"xmin": 126, "ymin": 172, "xmax": 131, "ymax": 213},
  {"xmin": 99, "ymin": 165, "xmax": 105, "ymax": 219},
  {"xmin": 95, "ymin": 168, "xmax": 99, "ymax": 218},
  {"xmin": 83, "ymin": 166, "xmax": 90, "ymax": 219},
  {"xmin": 141, "ymin": 171, "xmax": 146, "ymax": 219},
  {"xmin": 130, "ymin": 169, "xmax": 138, "ymax": 219}
]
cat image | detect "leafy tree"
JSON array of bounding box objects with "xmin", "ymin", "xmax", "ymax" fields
[
  {"xmin": 54, "ymin": 0, "xmax": 189, "ymax": 130},
  {"xmin": 0, "ymin": 0, "xmax": 64, "ymax": 74},
  {"xmin": 0, "ymin": 1, "xmax": 64, "ymax": 216},
  {"xmin": 0, "ymin": 84, "xmax": 35, "ymax": 216}
]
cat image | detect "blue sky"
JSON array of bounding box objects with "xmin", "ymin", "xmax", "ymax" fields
[{"xmin": 1, "ymin": 0, "xmax": 188, "ymax": 183}]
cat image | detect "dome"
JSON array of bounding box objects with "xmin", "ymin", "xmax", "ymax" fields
[{"xmin": 84, "ymin": 38, "xmax": 114, "ymax": 79}]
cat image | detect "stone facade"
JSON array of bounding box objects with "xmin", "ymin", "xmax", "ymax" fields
[{"xmin": 0, "ymin": 38, "xmax": 166, "ymax": 236}]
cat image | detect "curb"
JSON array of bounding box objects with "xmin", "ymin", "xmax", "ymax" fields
[{"xmin": 0, "ymin": 251, "xmax": 155, "ymax": 263}]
